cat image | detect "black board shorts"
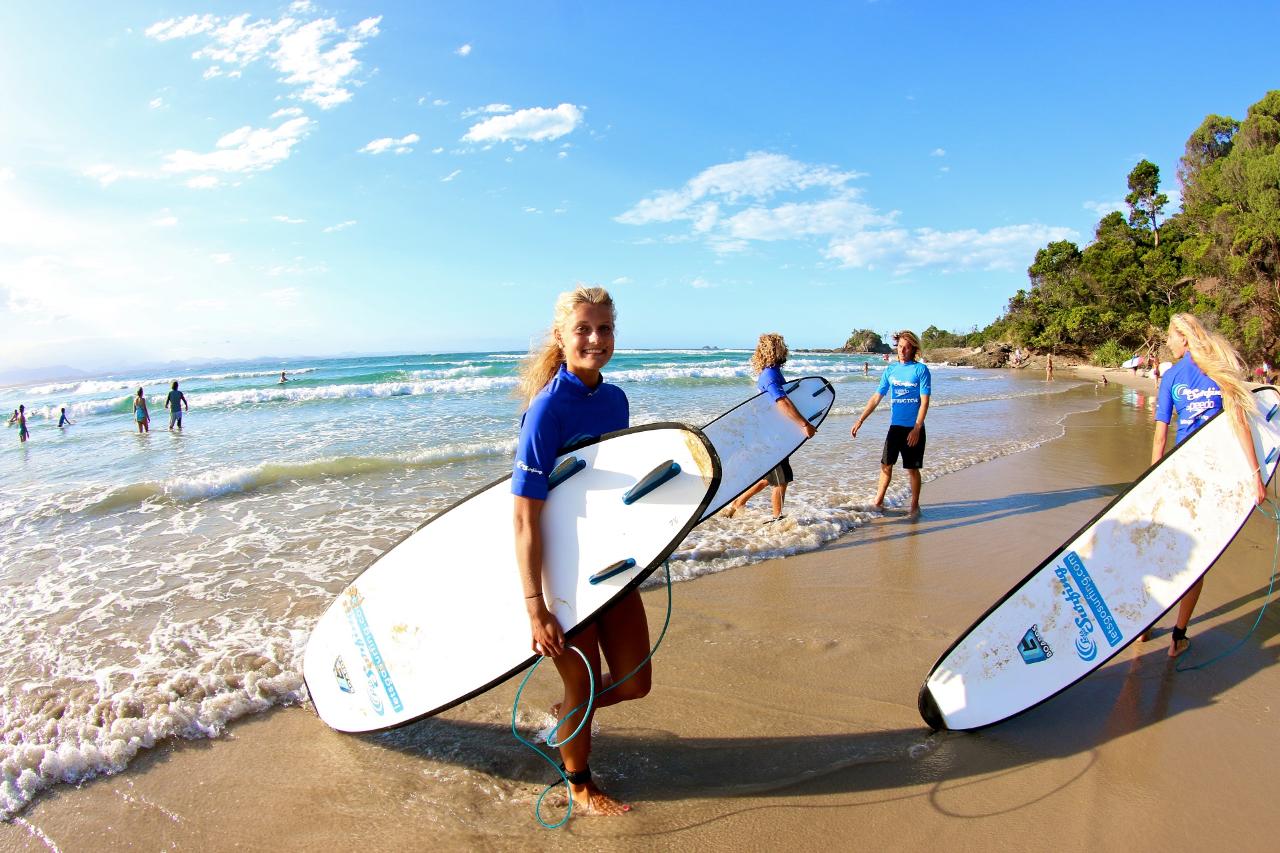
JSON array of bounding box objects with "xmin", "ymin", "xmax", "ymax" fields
[
  {"xmin": 765, "ymin": 456, "xmax": 794, "ymax": 487},
  {"xmin": 882, "ymin": 424, "xmax": 926, "ymax": 469}
]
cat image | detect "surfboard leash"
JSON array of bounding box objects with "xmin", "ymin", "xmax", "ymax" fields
[
  {"xmin": 510, "ymin": 559, "xmax": 675, "ymax": 828},
  {"xmin": 1176, "ymin": 493, "xmax": 1280, "ymax": 672}
]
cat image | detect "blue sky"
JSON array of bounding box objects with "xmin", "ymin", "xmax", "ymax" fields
[{"xmin": 1, "ymin": 1, "xmax": 1277, "ymax": 372}]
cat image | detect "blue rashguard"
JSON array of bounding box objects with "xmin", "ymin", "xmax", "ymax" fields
[
  {"xmin": 1156, "ymin": 353, "xmax": 1224, "ymax": 443},
  {"xmin": 877, "ymin": 361, "xmax": 932, "ymax": 427},
  {"xmin": 758, "ymin": 365, "xmax": 788, "ymax": 401},
  {"xmin": 511, "ymin": 365, "xmax": 629, "ymax": 500}
]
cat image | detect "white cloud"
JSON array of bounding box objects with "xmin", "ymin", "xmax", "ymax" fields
[
  {"xmin": 931, "ymin": 148, "xmax": 946, "ymax": 157},
  {"xmin": 146, "ymin": 11, "xmax": 381, "ymax": 110},
  {"xmin": 1083, "ymin": 199, "xmax": 1126, "ymax": 218},
  {"xmin": 163, "ymin": 116, "xmax": 312, "ymax": 174},
  {"xmin": 83, "ymin": 164, "xmax": 148, "ymax": 187},
  {"xmin": 262, "ymin": 286, "xmax": 302, "ymax": 305},
  {"xmin": 690, "ymin": 276, "xmax": 714, "ymax": 289},
  {"xmin": 432, "ymin": 98, "xmax": 448, "ymax": 107},
  {"xmin": 431, "ymin": 147, "xmax": 444, "ymax": 154},
  {"xmin": 612, "ymin": 276, "xmax": 632, "ymax": 286},
  {"xmin": 151, "ymin": 211, "xmax": 179, "ymax": 227},
  {"xmin": 149, "ymin": 97, "xmax": 166, "ymax": 110},
  {"xmin": 441, "ymin": 169, "xmax": 461, "ymax": 182},
  {"xmin": 523, "ymin": 207, "xmax": 541, "ymax": 214},
  {"xmin": 619, "ymin": 151, "xmax": 1075, "ymax": 274},
  {"xmin": 273, "ymin": 215, "xmax": 306, "ymax": 224},
  {"xmin": 826, "ymin": 224, "xmax": 1077, "ymax": 273},
  {"xmin": 0, "ymin": 168, "xmax": 14, "ymax": 182},
  {"xmin": 210, "ymin": 253, "xmax": 233, "ymax": 264},
  {"xmin": 186, "ymin": 175, "xmax": 221, "ymax": 189},
  {"xmin": 463, "ymin": 104, "xmax": 584, "ymax": 144},
  {"xmin": 461, "ymin": 103, "xmax": 513, "ymax": 119},
  {"xmin": 455, "ymin": 43, "xmax": 472, "ymax": 57},
  {"xmin": 359, "ymin": 133, "xmax": 419, "ymax": 155},
  {"xmin": 271, "ymin": 106, "xmax": 305, "ymax": 119},
  {"xmin": 323, "ymin": 220, "xmax": 356, "ymax": 233}
]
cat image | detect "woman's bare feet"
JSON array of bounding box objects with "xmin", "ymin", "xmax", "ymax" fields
[
  {"xmin": 568, "ymin": 782, "xmax": 632, "ymax": 815},
  {"xmin": 1170, "ymin": 636, "xmax": 1190, "ymax": 658},
  {"xmin": 723, "ymin": 501, "xmax": 743, "ymax": 518}
]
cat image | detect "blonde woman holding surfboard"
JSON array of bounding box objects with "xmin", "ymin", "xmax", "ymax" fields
[
  {"xmin": 512, "ymin": 285, "xmax": 647, "ymax": 817},
  {"xmin": 1143, "ymin": 313, "xmax": 1266, "ymax": 657}
]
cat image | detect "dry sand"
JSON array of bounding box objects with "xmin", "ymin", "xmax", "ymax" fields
[{"xmin": 6, "ymin": 382, "xmax": 1280, "ymax": 852}]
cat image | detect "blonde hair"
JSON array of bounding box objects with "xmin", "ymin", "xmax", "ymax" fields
[
  {"xmin": 516, "ymin": 285, "xmax": 616, "ymax": 408},
  {"xmin": 749, "ymin": 333, "xmax": 789, "ymax": 375},
  {"xmin": 1167, "ymin": 313, "xmax": 1253, "ymax": 417},
  {"xmin": 894, "ymin": 330, "xmax": 921, "ymax": 359}
]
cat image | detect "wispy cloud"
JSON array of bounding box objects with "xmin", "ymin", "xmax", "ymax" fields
[
  {"xmin": 273, "ymin": 214, "xmax": 306, "ymax": 224},
  {"xmin": 619, "ymin": 151, "xmax": 1075, "ymax": 273},
  {"xmin": 463, "ymin": 104, "xmax": 584, "ymax": 144},
  {"xmin": 146, "ymin": 10, "xmax": 381, "ymax": 110},
  {"xmin": 360, "ymin": 133, "xmax": 419, "ymax": 155},
  {"xmin": 441, "ymin": 169, "xmax": 461, "ymax": 182},
  {"xmin": 151, "ymin": 210, "xmax": 179, "ymax": 227},
  {"xmin": 461, "ymin": 103, "xmax": 512, "ymax": 119},
  {"xmin": 323, "ymin": 220, "xmax": 357, "ymax": 233},
  {"xmin": 931, "ymin": 148, "xmax": 946, "ymax": 157},
  {"xmin": 455, "ymin": 43, "xmax": 472, "ymax": 57},
  {"xmin": 1083, "ymin": 199, "xmax": 1125, "ymax": 218},
  {"xmin": 162, "ymin": 116, "xmax": 312, "ymax": 175}
]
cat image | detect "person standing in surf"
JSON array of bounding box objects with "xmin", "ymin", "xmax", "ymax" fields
[
  {"xmin": 724, "ymin": 333, "xmax": 816, "ymax": 522},
  {"xmin": 850, "ymin": 329, "xmax": 931, "ymax": 516},
  {"xmin": 512, "ymin": 285, "xmax": 645, "ymax": 817},
  {"xmin": 15, "ymin": 404, "xmax": 29, "ymax": 443},
  {"xmin": 133, "ymin": 388, "xmax": 150, "ymax": 433},
  {"xmin": 165, "ymin": 381, "xmax": 188, "ymax": 431},
  {"xmin": 1142, "ymin": 313, "xmax": 1266, "ymax": 657}
]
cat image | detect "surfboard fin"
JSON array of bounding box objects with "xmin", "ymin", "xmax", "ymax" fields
[
  {"xmin": 623, "ymin": 461, "xmax": 681, "ymax": 505},
  {"xmin": 589, "ymin": 557, "xmax": 636, "ymax": 585},
  {"xmin": 547, "ymin": 456, "xmax": 586, "ymax": 491}
]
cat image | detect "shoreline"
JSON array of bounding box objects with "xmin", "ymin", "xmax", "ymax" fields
[{"xmin": 7, "ymin": 383, "xmax": 1280, "ymax": 850}]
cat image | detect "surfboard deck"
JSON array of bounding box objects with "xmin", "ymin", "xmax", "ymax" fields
[
  {"xmin": 700, "ymin": 376, "xmax": 835, "ymax": 520},
  {"xmin": 919, "ymin": 387, "xmax": 1280, "ymax": 732},
  {"xmin": 303, "ymin": 423, "xmax": 720, "ymax": 733}
]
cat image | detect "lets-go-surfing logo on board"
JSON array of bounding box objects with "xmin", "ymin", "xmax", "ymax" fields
[
  {"xmin": 1054, "ymin": 551, "xmax": 1123, "ymax": 661},
  {"xmin": 1018, "ymin": 625, "xmax": 1053, "ymax": 664}
]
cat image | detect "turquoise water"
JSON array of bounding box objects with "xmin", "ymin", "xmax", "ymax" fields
[{"xmin": 0, "ymin": 349, "xmax": 1100, "ymax": 816}]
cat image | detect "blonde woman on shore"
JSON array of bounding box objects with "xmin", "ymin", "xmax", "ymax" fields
[
  {"xmin": 1143, "ymin": 313, "xmax": 1266, "ymax": 657},
  {"xmin": 512, "ymin": 285, "xmax": 645, "ymax": 817},
  {"xmin": 724, "ymin": 333, "xmax": 817, "ymax": 522}
]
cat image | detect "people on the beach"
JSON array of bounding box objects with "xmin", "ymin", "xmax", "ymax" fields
[
  {"xmin": 15, "ymin": 405, "xmax": 29, "ymax": 443},
  {"xmin": 850, "ymin": 329, "xmax": 932, "ymax": 516},
  {"xmin": 863, "ymin": 362, "xmax": 869, "ymax": 376},
  {"xmin": 512, "ymin": 285, "xmax": 641, "ymax": 817},
  {"xmin": 1142, "ymin": 313, "xmax": 1266, "ymax": 657},
  {"xmin": 133, "ymin": 388, "xmax": 150, "ymax": 433},
  {"xmin": 165, "ymin": 381, "xmax": 189, "ymax": 431},
  {"xmin": 57, "ymin": 407, "xmax": 73, "ymax": 428},
  {"xmin": 1045, "ymin": 352, "xmax": 1055, "ymax": 381},
  {"xmin": 724, "ymin": 333, "xmax": 817, "ymax": 523}
]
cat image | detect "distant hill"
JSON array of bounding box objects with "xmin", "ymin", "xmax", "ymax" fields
[{"xmin": 0, "ymin": 365, "xmax": 90, "ymax": 388}]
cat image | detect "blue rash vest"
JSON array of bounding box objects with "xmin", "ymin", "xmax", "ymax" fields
[
  {"xmin": 757, "ymin": 365, "xmax": 788, "ymax": 401},
  {"xmin": 877, "ymin": 361, "xmax": 932, "ymax": 427},
  {"xmin": 1156, "ymin": 352, "xmax": 1225, "ymax": 443},
  {"xmin": 511, "ymin": 364, "xmax": 629, "ymax": 500}
]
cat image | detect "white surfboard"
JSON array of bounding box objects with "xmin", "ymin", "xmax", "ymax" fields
[
  {"xmin": 1121, "ymin": 355, "xmax": 1143, "ymax": 369},
  {"xmin": 304, "ymin": 423, "xmax": 720, "ymax": 733},
  {"xmin": 700, "ymin": 376, "xmax": 835, "ymax": 520},
  {"xmin": 919, "ymin": 387, "xmax": 1280, "ymax": 731}
]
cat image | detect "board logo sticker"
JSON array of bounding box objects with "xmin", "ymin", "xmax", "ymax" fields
[
  {"xmin": 340, "ymin": 587, "xmax": 404, "ymax": 715},
  {"xmin": 1054, "ymin": 550, "xmax": 1122, "ymax": 662},
  {"xmin": 1018, "ymin": 625, "xmax": 1053, "ymax": 664},
  {"xmin": 333, "ymin": 655, "xmax": 354, "ymax": 693}
]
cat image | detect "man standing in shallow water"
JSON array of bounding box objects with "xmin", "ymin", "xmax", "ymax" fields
[{"xmin": 850, "ymin": 330, "xmax": 931, "ymax": 516}]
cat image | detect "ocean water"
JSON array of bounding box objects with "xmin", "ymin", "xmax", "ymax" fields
[{"xmin": 0, "ymin": 350, "xmax": 1102, "ymax": 817}]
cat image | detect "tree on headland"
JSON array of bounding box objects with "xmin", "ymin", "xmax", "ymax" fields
[
  {"xmin": 1125, "ymin": 159, "xmax": 1169, "ymax": 247},
  {"xmin": 843, "ymin": 329, "xmax": 888, "ymax": 352}
]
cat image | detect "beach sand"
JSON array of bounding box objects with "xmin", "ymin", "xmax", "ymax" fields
[{"xmin": 6, "ymin": 383, "xmax": 1280, "ymax": 851}]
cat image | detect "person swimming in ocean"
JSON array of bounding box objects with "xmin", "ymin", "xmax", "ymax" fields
[
  {"xmin": 57, "ymin": 407, "xmax": 73, "ymax": 428},
  {"xmin": 512, "ymin": 285, "xmax": 645, "ymax": 817},
  {"xmin": 279, "ymin": 370, "xmax": 288, "ymax": 384}
]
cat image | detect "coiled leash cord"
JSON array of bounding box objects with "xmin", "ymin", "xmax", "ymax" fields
[
  {"xmin": 1176, "ymin": 488, "xmax": 1280, "ymax": 672},
  {"xmin": 510, "ymin": 560, "xmax": 674, "ymax": 828}
]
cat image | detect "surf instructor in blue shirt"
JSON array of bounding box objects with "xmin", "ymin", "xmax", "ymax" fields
[{"xmin": 850, "ymin": 329, "xmax": 931, "ymax": 516}]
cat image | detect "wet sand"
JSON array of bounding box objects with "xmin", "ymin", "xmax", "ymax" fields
[{"xmin": 7, "ymin": 386, "xmax": 1280, "ymax": 851}]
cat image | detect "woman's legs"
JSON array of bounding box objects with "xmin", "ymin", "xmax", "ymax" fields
[{"xmin": 552, "ymin": 590, "xmax": 651, "ymax": 815}]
